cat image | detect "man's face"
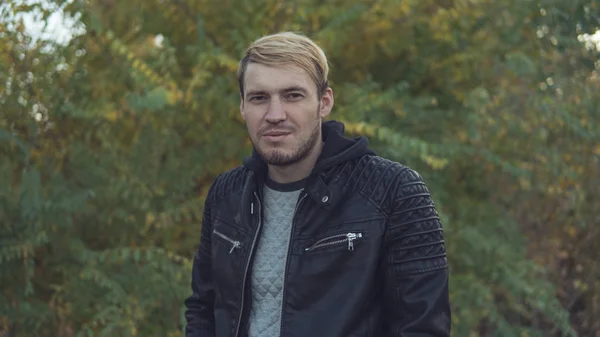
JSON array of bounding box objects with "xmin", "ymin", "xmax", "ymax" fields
[{"xmin": 240, "ymin": 62, "xmax": 333, "ymax": 167}]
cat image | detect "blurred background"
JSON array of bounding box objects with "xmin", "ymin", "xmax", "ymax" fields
[{"xmin": 1, "ymin": 0, "xmax": 599, "ymax": 336}]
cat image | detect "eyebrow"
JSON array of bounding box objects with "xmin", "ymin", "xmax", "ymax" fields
[
  {"xmin": 281, "ymin": 86, "xmax": 308, "ymax": 94},
  {"xmin": 246, "ymin": 86, "xmax": 309, "ymax": 97}
]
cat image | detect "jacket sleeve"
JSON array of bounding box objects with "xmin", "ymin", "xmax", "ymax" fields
[
  {"xmin": 383, "ymin": 167, "xmax": 451, "ymax": 336},
  {"xmin": 184, "ymin": 185, "xmax": 216, "ymax": 337}
]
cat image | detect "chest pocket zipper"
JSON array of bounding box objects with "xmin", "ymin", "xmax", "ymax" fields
[
  {"xmin": 213, "ymin": 229, "xmax": 241, "ymax": 253},
  {"xmin": 305, "ymin": 232, "xmax": 363, "ymax": 252}
]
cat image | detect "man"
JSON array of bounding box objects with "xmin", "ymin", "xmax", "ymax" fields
[{"xmin": 184, "ymin": 31, "xmax": 450, "ymax": 337}]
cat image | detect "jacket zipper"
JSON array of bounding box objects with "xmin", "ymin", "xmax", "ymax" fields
[
  {"xmin": 213, "ymin": 229, "xmax": 241, "ymax": 253},
  {"xmin": 305, "ymin": 232, "xmax": 364, "ymax": 252},
  {"xmin": 279, "ymin": 192, "xmax": 308, "ymax": 336},
  {"xmin": 234, "ymin": 192, "xmax": 262, "ymax": 337}
]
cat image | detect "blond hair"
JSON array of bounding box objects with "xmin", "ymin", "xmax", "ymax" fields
[{"xmin": 237, "ymin": 31, "xmax": 330, "ymax": 98}]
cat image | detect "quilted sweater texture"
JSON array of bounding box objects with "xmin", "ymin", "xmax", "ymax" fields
[{"xmin": 247, "ymin": 185, "xmax": 301, "ymax": 337}]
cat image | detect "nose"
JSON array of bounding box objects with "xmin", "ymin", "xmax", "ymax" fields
[{"xmin": 265, "ymin": 97, "xmax": 286, "ymax": 123}]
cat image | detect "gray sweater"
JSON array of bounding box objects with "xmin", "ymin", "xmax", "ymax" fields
[{"xmin": 247, "ymin": 184, "xmax": 302, "ymax": 337}]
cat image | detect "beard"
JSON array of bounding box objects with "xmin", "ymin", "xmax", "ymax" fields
[{"xmin": 252, "ymin": 109, "xmax": 321, "ymax": 167}]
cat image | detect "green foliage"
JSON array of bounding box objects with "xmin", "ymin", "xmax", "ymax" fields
[{"xmin": 1, "ymin": 0, "xmax": 598, "ymax": 336}]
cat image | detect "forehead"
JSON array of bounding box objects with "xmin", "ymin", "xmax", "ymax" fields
[{"xmin": 244, "ymin": 62, "xmax": 314, "ymax": 93}]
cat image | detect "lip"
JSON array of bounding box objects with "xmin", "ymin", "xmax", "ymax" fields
[
  {"xmin": 263, "ymin": 131, "xmax": 291, "ymax": 136},
  {"xmin": 262, "ymin": 131, "xmax": 291, "ymax": 142},
  {"xmin": 263, "ymin": 133, "xmax": 289, "ymax": 140}
]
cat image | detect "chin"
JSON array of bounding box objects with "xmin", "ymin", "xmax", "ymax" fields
[
  {"xmin": 259, "ymin": 140, "xmax": 291, "ymax": 153},
  {"xmin": 258, "ymin": 148, "xmax": 301, "ymax": 166},
  {"xmin": 262, "ymin": 148, "xmax": 293, "ymax": 159}
]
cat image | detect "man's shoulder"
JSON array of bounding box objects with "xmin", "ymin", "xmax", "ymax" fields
[
  {"xmin": 206, "ymin": 165, "xmax": 251, "ymax": 204},
  {"xmin": 345, "ymin": 154, "xmax": 425, "ymax": 185},
  {"xmin": 342, "ymin": 154, "xmax": 430, "ymax": 212}
]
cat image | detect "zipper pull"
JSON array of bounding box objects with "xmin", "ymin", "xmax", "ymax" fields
[
  {"xmin": 251, "ymin": 202, "xmax": 254, "ymax": 215},
  {"xmin": 347, "ymin": 233, "xmax": 362, "ymax": 251},
  {"xmin": 229, "ymin": 241, "xmax": 241, "ymax": 254}
]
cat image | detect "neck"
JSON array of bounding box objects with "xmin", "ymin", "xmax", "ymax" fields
[{"xmin": 267, "ymin": 141, "xmax": 323, "ymax": 184}]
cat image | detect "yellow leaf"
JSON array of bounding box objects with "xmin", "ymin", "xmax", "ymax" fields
[
  {"xmin": 519, "ymin": 177, "xmax": 531, "ymax": 190},
  {"xmin": 547, "ymin": 185, "xmax": 559, "ymax": 195},
  {"xmin": 574, "ymin": 279, "xmax": 589, "ymax": 291},
  {"xmin": 167, "ymin": 90, "xmax": 178, "ymax": 104},
  {"xmin": 146, "ymin": 213, "xmax": 155, "ymax": 225},
  {"xmin": 105, "ymin": 111, "xmax": 118, "ymax": 122},
  {"xmin": 422, "ymin": 155, "xmax": 449, "ymax": 170}
]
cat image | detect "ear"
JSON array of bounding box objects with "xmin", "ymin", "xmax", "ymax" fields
[
  {"xmin": 318, "ymin": 87, "xmax": 334, "ymax": 118},
  {"xmin": 239, "ymin": 94, "xmax": 246, "ymax": 120}
]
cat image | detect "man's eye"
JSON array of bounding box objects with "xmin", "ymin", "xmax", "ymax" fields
[
  {"xmin": 287, "ymin": 93, "xmax": 303, "ymax": 99},
  {"xmin": 250, "ymin": 96, "xmax": 266, "ymax": 101}
]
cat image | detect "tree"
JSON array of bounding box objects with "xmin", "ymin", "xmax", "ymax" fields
[{"xmin": 1, "ymin": 0, "xmax": 598, "ymax": 336}]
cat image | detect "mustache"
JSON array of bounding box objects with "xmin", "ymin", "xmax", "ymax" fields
[{"xmin": 258, "ymin": 125, "xmax": 295, "ymax": 136}]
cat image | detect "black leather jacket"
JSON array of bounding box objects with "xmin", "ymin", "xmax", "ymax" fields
[{"xmin": 184, "ymin": 121, "xmax": 451, "ymax": 337}]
